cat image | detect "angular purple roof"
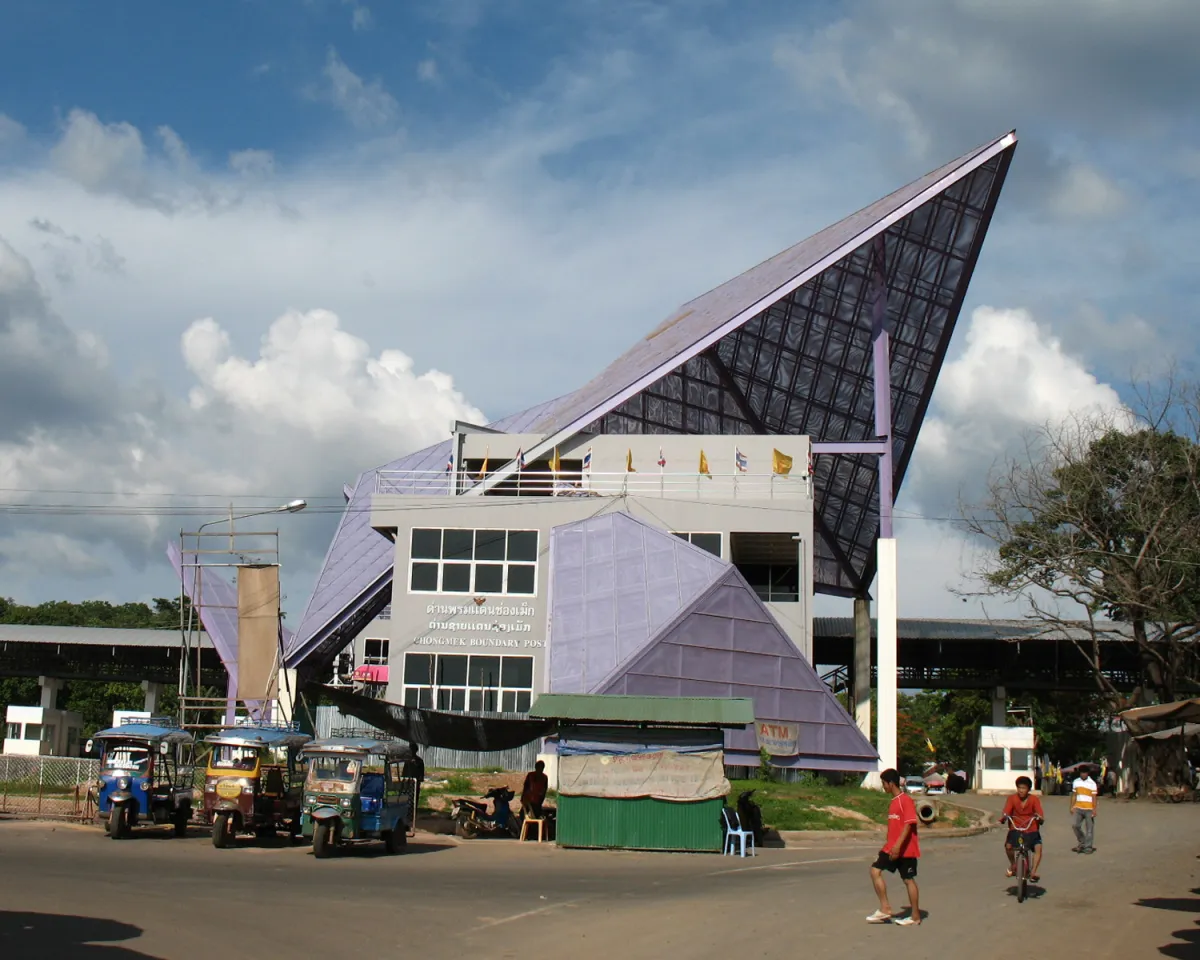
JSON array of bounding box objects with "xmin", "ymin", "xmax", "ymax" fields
[
  {"xmin": 599, "ymin": 565, "xmax": 878, "ymax": 771},
  {"xmin": 548, "ymin": 512, "xmax": 729, "ymax": 694},
  {"xmin": 286, "ymin": 132, "xmax": 1017, "ymax": 669}
]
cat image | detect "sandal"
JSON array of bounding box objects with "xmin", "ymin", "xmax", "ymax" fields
[
  {"xmin": 865, "ymin": 910, "xmax": 892, "ymax": 924},
  {"xmin": 894, "ymin": 916, "xmax": 920, "ymax": 926},
  {"xmin": 1030, "ymin": 874, "xmax": 1040, "ymax": 882},
  {"xmin": 1005, "ymin": 868, "xmax": 1015, "ymax": 877}
]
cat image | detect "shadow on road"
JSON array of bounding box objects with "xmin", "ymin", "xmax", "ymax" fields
[
  {"xmin": 1005, "ymin": 882, "xmax": 1047, "ymax": 900},
  {"xmin": 308, "ymin": 840, "xmax": 456, "ymax": 859},
  {"xmin": 0, "ymin": 911, "xmax": 161, "ymax": 958},
  {"xmin": 1134, "ymin": 890, "xmax": 1200, "ymax": 958}
]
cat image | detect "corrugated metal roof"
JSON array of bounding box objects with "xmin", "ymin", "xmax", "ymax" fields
[
  {"xmin": 0, "ymin": 624, "xmax": 211, "ymax": 648},
  {"xmin": 530, "ymin": 693, "xmax": 755, "ymax": 727}
]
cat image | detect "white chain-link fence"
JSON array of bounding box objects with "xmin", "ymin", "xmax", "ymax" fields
[{"xmin": 0, "ymin": 755, "xmax": 99, "ymax": 820}]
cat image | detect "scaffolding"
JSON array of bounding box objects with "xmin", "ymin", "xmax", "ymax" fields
[{"xmin": 177, "ymin": 507, "xmax": 284, "ymax": 733}]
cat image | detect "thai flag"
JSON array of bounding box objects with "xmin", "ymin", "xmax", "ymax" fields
[
  {"xmin": 445, "ymin": 452, "xmax": 453, "ymax": 474},
  {"xmin": 516, "ymin": 449, "xmax": 525, "ymax": 471},
  {"xmin": 657, "ymin": 447, "xmax": 666, "ymax": 468},
  {"xmin": 583, "ymin": 447, "xmax": 592, "ymax": 471},
  {"xmin": 735, "ymin": 448, "xmax": 748, "ymax": 473}
]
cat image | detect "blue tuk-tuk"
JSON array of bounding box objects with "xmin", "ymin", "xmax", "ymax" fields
[
  {"xmin": 88, "ymin": 718, "xmax": 195, "ymax": 839},
  {"xmin": 299, "ymin": 738, "xmax": 413, "ymax": 858}
]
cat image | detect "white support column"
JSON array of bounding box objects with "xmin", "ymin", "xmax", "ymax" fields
[
  {"xmin": 38, "ymin": 676, "xmax": 63, "ymax": 711},
  {"xmin": 853, "ymin": 596, "xmax": 872, "ymax": 739},
  {"xmin": 875, "ymin": 538, "xmax": 899, "ymax": 774},
  {"xmin": 141, "ymin": 681, "xmax": 164, "ymax": 714},
  {"xmin": 276, "ymin": 668, "xmax": 299, "ymax": 726}
]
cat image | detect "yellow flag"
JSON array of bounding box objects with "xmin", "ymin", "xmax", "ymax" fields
[
  {"xmin": 475, "ymin": 446, "xmax": 490, "ymax": 480},
  {"xmin": 548, "ymin": 447, "xmax": 561, "ymax": 474},
  {"xmin": 698, "ymin": 449, "xmax": 711, "ymax": 477},
  {"xmin": 772, "ymin": 448, "xmax": 793, "ymax": 475},
  {"xmin": 625, "ymin": 448, "xmax": 635, "ymax": 473}
]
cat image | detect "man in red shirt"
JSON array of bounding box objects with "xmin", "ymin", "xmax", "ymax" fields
[
  {"xmin": 1000, "ymin": 775, "xmax": 1044, "ymax": 881},
  {"xmin": 866, "ymin": 768, "xmax": 921, "ymax": 926}
]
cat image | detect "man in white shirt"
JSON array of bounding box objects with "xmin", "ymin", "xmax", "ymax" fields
[{"xmin": 1070, "ymin": 768, "xmax": 1098, "ymax": 854}]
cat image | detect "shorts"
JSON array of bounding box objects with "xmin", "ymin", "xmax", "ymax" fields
[
  {"xmin": 872, "ymin": 852, "xmax": 918, "ymax": 880},
  {"xmin": 1006, "ymin": 830, "xmax": 1042, "ymax": 848}
]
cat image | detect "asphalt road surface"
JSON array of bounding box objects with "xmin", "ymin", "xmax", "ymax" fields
[{"xmin": 2, "ymin": 794, "xmax": 1198, "ymax": 959}]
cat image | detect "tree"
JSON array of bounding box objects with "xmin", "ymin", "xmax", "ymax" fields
[{"xmin": 961, "ymin": 397, "xmax": 1200, "ymax": 708}]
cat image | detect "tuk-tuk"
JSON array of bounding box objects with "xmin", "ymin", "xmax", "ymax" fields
[
  {"xmin": 88, "ymin": 718, "xmax": 195, "ymax": 839},
  {"xmin": 202, "ymin": 723, "xmax": 312, "ymax": 848},
  {"xmin": 300, "ymin": 738, "xmax": 413, "ymax": 858}
]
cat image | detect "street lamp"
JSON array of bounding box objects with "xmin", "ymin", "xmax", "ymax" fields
[{"xmin": 197, "ymin": 499, "xmax": 308, "ymax": 551}]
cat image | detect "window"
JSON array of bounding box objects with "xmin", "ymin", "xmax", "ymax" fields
[
  {"xmin": 408, "ymin": 528, "xmax": 538, "ymax": 595},
  {"xmin": 41, "ymin": 724, "xmax": 56, "ymax": 744},
  {"xmin": 672, "ymin": 532, "xmax": 722, "ymax": 557},
  {"xmin": 402, "ymin": 652, "xmax": 534, "ymax": 714},
  {"xmin": 730, "ymin": 532, "xmax": 801, "ymax": 602},
  {"xmin": 5, "ymin": 722, "xmax": 20, "ymax": 740},
  {"xmin": 364, "ymin": 638, "xmax": 390, "ymax": 666},
  {"xmin": 23, "ymin": 723, "xmax": 42, "ymax": 741},
  {"xmin": 983, "ymin": 748, "xmax": 1005, "ymax": 771},
  {"xmin": 1009, "ymin": 748, "xmax": 1032, "ymax": 771}
]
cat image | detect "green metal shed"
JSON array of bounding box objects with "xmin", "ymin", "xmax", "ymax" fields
[{"xmin": 529, "ymin": 694, "xmax": 754, "ymax": 852}]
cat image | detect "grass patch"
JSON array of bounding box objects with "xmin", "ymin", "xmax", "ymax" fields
[{"xmin": 728, "ymin": 778, "xmax": 891, "ymax": 832}]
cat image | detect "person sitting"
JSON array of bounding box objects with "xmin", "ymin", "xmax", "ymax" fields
[
  {"xmin": 1000, "ymin": 775, "xmax": 1044, "ymax": 881},
  {"xmin": 521, "ymin": 760, "xmax": 549, "ymax": 818}
]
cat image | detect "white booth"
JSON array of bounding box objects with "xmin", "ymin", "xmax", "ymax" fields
[
  {"xmin": 973, "ymin": 725, "xmax": 1036, "ymax": 794},
  {"xmin": 4, "ymin": 705, "xmax": 85, "ymax": 757}
]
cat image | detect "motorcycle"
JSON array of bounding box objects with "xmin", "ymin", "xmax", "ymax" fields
[{"xmin": 451, "ymin": 786, "xmax": 520, "ymax": 839}]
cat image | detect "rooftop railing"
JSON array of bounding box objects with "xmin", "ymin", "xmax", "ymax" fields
[{"xmin": 374, "ymin": 469, "xmax": 812, "ymax": 501}]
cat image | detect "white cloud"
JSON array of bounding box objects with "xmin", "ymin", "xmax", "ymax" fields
[
  {"xmin": 346, "ymin": 1, "xmax": 374, "ymax": 31},
  {"xmin": 880, "ymin": 305, "xmax": 1127, "ymax": 616},
  {"xmin": 1047, "ymin": 162, "xmax": 1128, "ymax": 219},
  {"xmin": 50, "ymin": 109, "xmax": 149, "ymax": 200},
  {"xmin": 229, "ymin": 149, "xmax": 276, "ymax": 178},
  {"xmin": 0, "ymin": 114, "xmax": 26, "ymax": 148},
  {"xmin": 417, "ymin": 58, "xmax": 440, "ymax": 84},
  {"xmin": 320, "ymin": 49, "xmax": 399, "ymax": 130}
]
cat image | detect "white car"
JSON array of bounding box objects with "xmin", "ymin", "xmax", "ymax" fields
[{"xmin": 904, "ymin": 776, "xmax": 925, "ymax": 794}]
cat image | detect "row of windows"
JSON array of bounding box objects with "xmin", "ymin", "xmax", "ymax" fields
[
  {"xmin": 402, "ymin": 653, "xmax": 534, "ymax": 714},
  {"xmin": 409, "ymin": 528, "xmax": 538, "ymax": 596}
]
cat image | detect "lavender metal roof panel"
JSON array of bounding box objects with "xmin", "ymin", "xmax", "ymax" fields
[
  {"xmin": 522, "ymin": 133, "xmax": 1017, "ymax": 597},
  {"xmin": 287, "ymin": 396, "xmax": 572, "ymax": 668},
  {"xmin": 548, "ymin": 512, "xmax": 728, "ymax": 694},
  {"xmin": 599, "ymin": 567, "xmax": 878, "ymax": 770}
]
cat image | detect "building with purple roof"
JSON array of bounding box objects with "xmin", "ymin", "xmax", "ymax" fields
[{"xmin": 281, "ymin": 132, "xmax": 1018, "ymax": 772}]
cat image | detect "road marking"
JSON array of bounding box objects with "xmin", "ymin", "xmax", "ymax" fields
[
  {"xmin": 707, "ymin": 856, "xmax": 863, "ymax": 876},
  {"xmin": 472, "ymin": 897, "xmax": 587, "ymax": 930}
]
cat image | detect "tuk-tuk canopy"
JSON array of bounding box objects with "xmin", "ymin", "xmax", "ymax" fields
[
  {"xmin": 302, "ymin": 737, "xmax": 412, "ymax": 760},
  {"xmin": 92, "ymin": 718, "xmax": 194, "ymax": 745},
  {"xmin": 205, "ymin": 725, "xmax": 312, "ymax": 751}
]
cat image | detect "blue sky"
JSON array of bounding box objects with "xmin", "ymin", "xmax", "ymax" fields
[{"xmin": 0, "ymin": 0, "xmax": 1198, "ymax": 620}]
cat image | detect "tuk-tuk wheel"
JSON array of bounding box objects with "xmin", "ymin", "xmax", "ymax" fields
[
  {"xmin": 312, "ymin": 820, "xmax": 336, "ymax": 859},
  {"xmin": 384, "ymin": 829, "xmax": 407, "ymax": 855},
  {"xmin": 109, "ymin": 804, "xmax": 128, "ymax": 840},
  {"xmin": 212, "ymin": 811, "xmax": 234, "ymax": 849}
]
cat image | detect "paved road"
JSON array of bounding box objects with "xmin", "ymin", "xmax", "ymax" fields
[{"xmin": 1, "ymin": 795, "xmax": 1198, "ymax": 959}]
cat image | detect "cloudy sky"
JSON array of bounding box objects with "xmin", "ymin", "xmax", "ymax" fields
[{"xmin": 1, "ymin": 0, "xmax": 1197, "ymax": 623}]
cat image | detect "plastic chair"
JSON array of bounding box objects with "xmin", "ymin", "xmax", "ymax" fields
[
  {"xmin": 520, "ymin": 816, "xmax": 547, "ymax": 842},
  {"xmin": 722, "ymin": 808, "xmax": 755, "ymax": 857}
]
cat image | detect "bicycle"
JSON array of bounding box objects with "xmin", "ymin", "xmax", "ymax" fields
[{"xmin": 1002, "ymin": 815, "xmax": 1041, "ymax": 903}]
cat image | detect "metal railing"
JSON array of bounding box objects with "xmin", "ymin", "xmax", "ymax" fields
[
  {"xmin": 0, "ymin": 755, "xmax": 100, "ymax": 820},
  {"xmin": 376, "ymin": 469, "xmax": 812, "ymax": 501}
]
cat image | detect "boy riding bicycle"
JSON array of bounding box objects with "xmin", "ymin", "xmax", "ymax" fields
[{"xmin": 1000, "ymin": 775, "xmax": 1044, "ymax": 881}]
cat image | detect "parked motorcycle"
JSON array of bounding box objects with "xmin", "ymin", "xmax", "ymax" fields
[{"xmin": 451, "ymin": 786, "xmax": 520, "ymax": 839}]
